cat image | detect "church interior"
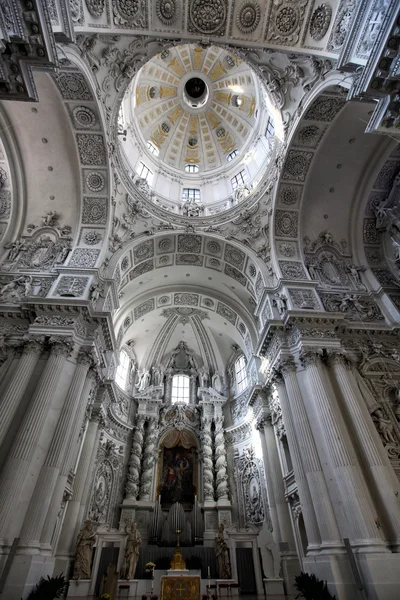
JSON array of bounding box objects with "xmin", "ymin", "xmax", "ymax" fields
[{"xmin": 0, "ymin": 1, "xmax": 400, "ymax": 599}]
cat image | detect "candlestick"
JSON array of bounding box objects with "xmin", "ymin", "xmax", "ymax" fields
[{"xmin": 208, "ymin": 566, "xmax": 210, "ymax": 578}]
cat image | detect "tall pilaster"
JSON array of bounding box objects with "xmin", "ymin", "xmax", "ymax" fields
[
  {"xmin": 18, "ymin": 349, "xmax": 93, "ymax": 546},
  {"xmin": 328, "ymin": 352, "xmax": 400, "ymax": 549},
  {"xmin": 0, "ymin": 339, "xmax": 44, "ymax": 448},
  {"xmin": 259, "ymin": 414, "xmax": 296, "ymax": 550},
  {"xmin": 0, "ymin": 337, "xmax": 72, "ymax": 543},
  {"xmin": 278, "ymin": 359, "xmax": 343, "ymax": 549},
  {"xmin": 201, "ymin": 415, "xmax": 214, "ymax": 501},
  {"xmin": 139, "ymin": 417, "xmax": 159, "ymax": 501},
  {"xmin": 272, "ymin": 369, "xmax": 322, "ymax": 553},
  {"xmin": 42, "ymin": 364, "xmax": 98, "ymax": 547},
  {"xmin": 125, "ymin": 414, "xmax": 146, "ymax": 500},
  {"xmin": 56, "ymin": 411, "xmax": 103, "ymax": 562},
  {"xmin": 300, "ymin": 349, "xmax": 388, "ymax": 551},
  {"xmin": 214, "ymin": 411, "xmax": 229, "ymax": 500}
]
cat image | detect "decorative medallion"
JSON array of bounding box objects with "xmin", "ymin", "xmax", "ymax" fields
[
  {"xmin": 236, "ymin": 1, "xmax": 261, "ymax": 34},
  {"xmin": 84, "ymin": 231, "xmax": 102, "ymax": 245},
  {"xmin": 114, "ymin": 0, "xmax": 147, "ymax": 27},
  {"xmin": 329, "ymin": 2, "xmax": 355, "ymax": 50},
  {"xmin": 73, "ymin": 106, "xmax": 97, "ymax": 129},
  {"xmin": 53, "ymin": 73, "xmax": 92, "ymax": 101},
  {"xmin": 206, "ymin": 240, "xmax": 222, "ymax": 255},
  {"xmin": 85, "ymin": 0, "xmax": 105, "ymax": 17},
  {"xmin": 190, "ymin": 0, "xmax": 227, "ymax": 35},
  {"xmin": 309, "ymin": 3, "xmax": 332, "ymax": 41},
  {"xmin": 275, "ymin": 4, "xmax": 299, "ymax": 36},
  {"xmin": 86, "ymin": 171, "xmax": 105, "ymax": 192},
  {"xmin": 156, "ymin": 0, "xmax": 178, "ymax": 25}
]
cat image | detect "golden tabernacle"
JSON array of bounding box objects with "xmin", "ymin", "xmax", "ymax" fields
[{"xmin": 161, "ymin": 576, "xmax": 200, "ymax": 600}]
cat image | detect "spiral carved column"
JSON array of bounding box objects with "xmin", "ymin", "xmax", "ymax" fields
[
  {"xmin": 214, "ymin": 413, "xmax": 229, "ymax": 500},
  {"xmin": 139, "ymin": 417, "xmax": 159, "ymax": 501},
  {"xmin": 201, "ymin": 416, "xmax": 214, "ymax": 501},
  {"xmin": 125, "ymin": 415, "xmax": 146, "ymax": 500}
]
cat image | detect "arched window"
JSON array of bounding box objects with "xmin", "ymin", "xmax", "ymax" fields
[
  {"xmin": 171, "ymin": 374, "xmax": 190, "ymax": 404},
  {"xmin": 235, "ymin": 356, "xmax": 248, "ymax": 394},
  {"xmin": 115, "ymin": 350, "xmax": 130, "ymax": 390}
]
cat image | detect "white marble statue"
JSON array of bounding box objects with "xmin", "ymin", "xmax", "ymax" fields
[
  {"xmin": 72, "ymin": 520, "xmax": 95, "ymax": 580},
  {"xmin": 121, "ymin": 520, "xmax": 141, "ymax": 580}
]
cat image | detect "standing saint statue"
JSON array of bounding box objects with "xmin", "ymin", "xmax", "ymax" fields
[
  {"xmin": 121, "ymin": 520, "xmax": 141, "ymax": 580},
  {"xmin": 72, "ymin": 520, "xmax": 95, "ymax": 580},
  {"xmin": 215, "ymin": 523, "xmax": 231, "ymax": 579}
]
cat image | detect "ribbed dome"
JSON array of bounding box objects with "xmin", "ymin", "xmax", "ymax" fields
[{"xmin": 130, "ymin": 43, "xmax": 261, "ymax": 175}]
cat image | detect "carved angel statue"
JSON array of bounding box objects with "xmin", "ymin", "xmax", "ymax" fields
[
  {"xmin": 138, "ymin": 369, "xmax": 151, "ymax": 391},
  {"xmin": 212, "ymin": 372, "xmax": 224, "ymax": 394},
  {"xmin": 198, "ymin": 366, "xmax": 209, "ymax": 388},
  {"xmin": 183, "ymin": 197, "xmax": 204, "ymax": 217},
  {"xmin": 273, "ymin": 293, "xmax": 287, "ymax": 315},
  {"xmin": 235, "ymin": 184, "xmax": 251, "ymax": 203},
  {"xmin": 121, "ymin": 520, "xmax": 141, "ymax": 580},
  {"xmin": 42, "ymin": 210, "xmax": 59, "ymax": 227},
  {"xmin": 0, "ymin": 276, "xmax": 32, "ymax": 303},
  {"xmin": 346, "ymin": 263, "xmax": 366, "ymax": 289},
  {"xmin": 72, "ymin": 520, "xmax": 95, "ymax": 580},
  {"xmin": 4, "ymin": 239, "xmax": 25, "ymax": 262},
  {"xmin": 215, "ymin": 523, "xmax": 231, "ymax": 579},
  {"xmin": 90, "ymin": 282, "xmax": 104, "ymax": 304},
  {"xmin": 372, "ymin": 408, "xmax": 397, "ymax": 445}
]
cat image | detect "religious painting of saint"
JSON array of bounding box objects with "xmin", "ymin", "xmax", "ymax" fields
[{"xmin": 160, "ymin": 445, "xmax": 196, "ymax": 509}]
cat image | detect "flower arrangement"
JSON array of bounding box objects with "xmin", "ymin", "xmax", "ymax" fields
[
  {"xmin": 151, "ymin": 595, "xmax": 158, "ymax": 600},
  {"xmin": 101, "ymin": 595, "xmax": 111, "ymax": 600},
  {"xmin": 142, "ymin": 595, "xmax": 147, "ymax": 600},
  {"xmin": 146, "ymin": 562, "xmax": 156, "ymax": 569},
  {"xmin": 202, "ymin": 595, "xmax": 208, "ymax": 600}
]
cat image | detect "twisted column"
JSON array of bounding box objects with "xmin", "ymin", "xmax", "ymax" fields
[
  {"xmin": 201, "ymin": 416, "xmax": 214, "ymax": 501},
  {"xmin": 0, "ymin": 338, "xmax": 72, "ymax": 542},
  {"xmin": 278, "ymin": 359, "xmax": 343, "ymax": 549},
  {"xmin": 328, "ymin": 352, "xmax": 400, "ymax": 549},
  {"xmin": 300, "ymin": 350, "xmax": 388, "ymax": 551},
  {"xmin": 0, "ymin": 339, "xmax": 44, "ymax": 448},
  {"xmin": 214, "ymin": 413, "xmax": 229, "ymax": 500},
  {"xmin": 139, "ymin": 417, "xmax": 159, "ymax": 500},
  {"xmin": 125, "ymin": 415, "xmax": 146, "ymax": 500}
]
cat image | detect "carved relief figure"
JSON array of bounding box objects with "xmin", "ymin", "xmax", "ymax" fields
[
  {"xmin": 373, "ymin": 408, "xmax": 397, "ymax": 445},
  {"xmin": 215, "ymin": 523, "xmax": 231, "ymax": 579},
  {"xmin": 72, "ymin": 520, "xmax": 95, "ymax": 580},
  {"xmin": 121, "ymin": 520, "xmax": 141, "ymax": 580}
]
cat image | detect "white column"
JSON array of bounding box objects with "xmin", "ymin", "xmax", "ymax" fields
[
  {"xmin": 329, "ymin": 352, "xmax": 400, "ymax": 550},
  {"xmin": 0, "ymin": 339, "xmax": 44, "ymax": 447},
  {"xmin": 139, "ymin": 417, "xmax": 158, "ymax": 501},
  {"xmin": 214, "ymin": 411, "xmax": 229, "ymax": 500},
  {"xmin": 201, "ymin": 415, "xmax": 214, "ymax": 501},
  {"xmin": 300, "ymin": 350, "xmax": 388, "ymax": 551},
  {"xmin": 260, "ymin": 416, "xmax": 296, "ymax": 550},
  {"xmin": 40, "ymin": 366, "xmax": 97, "ymax": 547},
  {"xmin": 278, "ymin": 359, "xmax": 343, "ymax": 550},
  {"xmin": 0, "ymin": 338, "xmax": 72, "ymax": 542},
  {"xmin": 19, "ymin": 350, "xmax": 93, "ymax": 546},
  {"xmin": 125, "ymin": 414, "xmax": 146, "ymax": 500},
  {"xmin": 272, "ymin": 371, "xmax": 321, "ymax": 553},
  {"xmin": 56, "ymin": 412, "xmax": 102, "ymax": 559}
]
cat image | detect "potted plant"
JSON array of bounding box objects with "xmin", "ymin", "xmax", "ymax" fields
[
  {"xmin": 294, "ymin": 572, "xmax": 336, "ymax": 600},
  {"xmin": 25, "ymin": 574, "xmax": 68, "ymax": 600},
  {"xmin": 100, "ymin": 595, "xmax": 111, "ymax": 600}
]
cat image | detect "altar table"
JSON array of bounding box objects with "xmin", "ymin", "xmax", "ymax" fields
[{"xmin": 161, "ymin": 575, "xmax": 200, "ymax": 600}]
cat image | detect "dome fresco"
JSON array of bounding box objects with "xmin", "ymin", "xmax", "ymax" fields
[{"xmin": 130, "ymin": 44, "xmax": 260, "ymax": 174}]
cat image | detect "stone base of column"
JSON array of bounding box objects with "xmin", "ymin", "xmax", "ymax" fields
[
  {"xmin": 2, "ymin": 552, "xmax": 55, "ymax": 600},
  {"xmin": 263, "ymin": 577, "xmax": 286, "ymax": 599},
  {"xmin": 67, "ymin": 579, "xmax": 92, "ymax": 599},
  {"xmin": 358, "ymin": 553, "xmax": 400, "ymax": 600},
  {"xmin": 303, "ymin": 554, "xmax": 356, "ymax": 600},
  {"xmin": 281, "ymin": 553, "xmax": 300, "ymax": 599}
]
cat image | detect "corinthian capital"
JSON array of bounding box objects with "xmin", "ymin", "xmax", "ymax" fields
[
  {"xmin": 77, "ymin": 348, "xmax": 95, "ymax": 369},
  {"xmin": 325, "ymin": 350, "xmax": 350, "ymax": 368},
  {"xmin": 48, "ymin": 336, "xmax": 73, "ymax": 357},
  {"xmin": 299, "ymin": 348, "xmax": 323, "ymax": 368},
  {"xmin": 276, "ymin": 356, "xmax": 297, "ymax": 376}
]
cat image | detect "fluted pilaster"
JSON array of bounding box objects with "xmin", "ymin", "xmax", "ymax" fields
[
  {"xmin": 214, "ymin": 412, "xmax": 229, "ymax": 500},
  {"xmin": 273, "ymin": 367, "xmax": 321, "ymax": 552},
  {"xmin": 201, "ymin": 416, "xmax": 214, "ymax": 501},
  {"xmin": 300, "ymin": 349, "xmax": 388, "ymax": 550},
  {"xmin": 278, "ymin": 358, "xmax": 342, "ymax": 548},
  {"xmin": 139, "ymin": 417, "xmax": 159, "ymax": 500},
  {"xmin": 0, "ymin": 339, "xmax": 44, "ymax": 448},
  {"xmin": 0, "ymin": 338, "xmax": 72, "ymax": 542},
  {"xmin": 328, "ymin": 352, "xmax": 400, "ymax": 548},
  {"xmin": 125, "ymin": 415, "xmax": 145, "ymax": 500}
]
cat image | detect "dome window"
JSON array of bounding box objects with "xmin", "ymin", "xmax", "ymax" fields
[
  {"xmin": 137, "ymin": 161, "xmax": 153, "ymax": 183},
  {"xmin": 227, "ymin": 149, "xmax": 239, "ymax": 162},
  {"xmin": 265, "ymin": 116, "xmax": 275, "ymax": 138},
  {"xmin": 161, "ymin": 122, "xmax": 170, "ymax": 134},
  {"xmin": 231, "ymin": 169, "xmax": 248, "ymax": 190},
  {"xmin": 216, "ymin": 127, "xmax": 226, "ymax": 139},
  {"xmin": 115, "ymin": 350, "xmax": 130, "ymax": 391},
  {"xmin": 185, "ymin": 164, "xmax": 199, "ymax": 174},
  {"xmin": 182, "ymin": 188, "xmax": 200, "ymax": 202},
  {"xmin": 147, "ymin": 141, "xmax": 159, "ymax": 156},
  {"xmin": 188, "ymin": 137, "xmax": 198, "ymax": 147}
]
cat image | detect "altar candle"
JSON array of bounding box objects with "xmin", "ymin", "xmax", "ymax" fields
[{"xmin": 208, "ymin": 566, "xmax": 210, "ymax": 579}]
